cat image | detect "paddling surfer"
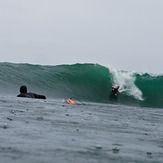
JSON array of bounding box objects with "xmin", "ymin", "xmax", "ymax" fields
[{"xmin": 17, "ymin": 85, "xmax": 46, "ymax": 99}]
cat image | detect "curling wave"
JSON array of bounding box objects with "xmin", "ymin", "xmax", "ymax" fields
[{"xmin": 0, "ymin": 62, "xmax": 162, "ymax": 108}]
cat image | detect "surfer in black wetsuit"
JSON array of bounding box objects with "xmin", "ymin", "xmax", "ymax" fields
[
  {"xmin": 17, "ymin": 85, "xmax": 46, "ymax": 99},
  {"xmin": 112, "ymin": 86, "xmax": 119, "ymax": 96}
]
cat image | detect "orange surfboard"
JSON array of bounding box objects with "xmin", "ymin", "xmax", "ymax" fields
[{"xmin": 64, "ymin": 99, "xmax": 77, "ymax": 105}]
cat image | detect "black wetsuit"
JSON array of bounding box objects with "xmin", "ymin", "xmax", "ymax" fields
[
  {"xmin": 17, "ymin": 93, "xmax": 46, "ymax": 99},
  {"xmin": 112, "ymin": 87, "xmax": 119, "ymax": 96}
]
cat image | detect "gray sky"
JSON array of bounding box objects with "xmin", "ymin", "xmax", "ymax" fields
[{"xmin": 0, "ymin": 0, "xmax": 163, "ymax": 73}]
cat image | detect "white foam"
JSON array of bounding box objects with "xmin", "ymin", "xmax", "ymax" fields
[{"xmin": 110, "ymin": 68, "xmax": 144, "ymax": 101}]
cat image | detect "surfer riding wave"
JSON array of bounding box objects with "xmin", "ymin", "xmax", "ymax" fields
[{"xmin": 112, "ymin": 86, "xmax": 119, "ymax": 96}]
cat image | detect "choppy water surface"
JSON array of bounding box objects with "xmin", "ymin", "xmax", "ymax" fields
[{"xmin": 0, "ymin": 96, "xmax": 163, "ymax": 163}]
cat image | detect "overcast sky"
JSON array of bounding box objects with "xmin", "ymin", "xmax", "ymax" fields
[{"xmin": 0, "ymin": 0, "xmax": 163, "ymax": 73}]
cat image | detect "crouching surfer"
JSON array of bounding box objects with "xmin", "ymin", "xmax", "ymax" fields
[
  {"xmin": 17, "ymin": 85, "xmax": 46, "ymax": 99},
  {"xmin": 112, "ymin": 86, "xmax": 119, "ymax": 96}
]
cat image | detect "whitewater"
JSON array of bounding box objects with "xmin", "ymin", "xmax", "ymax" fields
[{"xmin": 0, "ymin": 62, "xmax": 163, "ymax": 163}]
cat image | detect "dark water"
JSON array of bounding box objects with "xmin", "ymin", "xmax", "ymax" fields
[
  {"xmin": 0, "ymin": 96, "xmax": 163, "ymax": 163},
  {"xmin": 0, "ymin": 62, "xmax": 163, "ymax": 162}
]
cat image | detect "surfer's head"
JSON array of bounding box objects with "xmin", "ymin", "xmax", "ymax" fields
[{"xmin": 20, "ymin": 85, "xmax": 27, "ymax": 93}]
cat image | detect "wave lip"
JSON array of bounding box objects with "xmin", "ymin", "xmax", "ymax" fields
[{"xmin": 0, "ymin": 62, "xmax": 163, "ymax": 108}]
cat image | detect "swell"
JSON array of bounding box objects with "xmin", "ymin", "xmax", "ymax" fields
[{"xmin": 0, "ymin": 62, "xmax": 162, "ymax": 108}]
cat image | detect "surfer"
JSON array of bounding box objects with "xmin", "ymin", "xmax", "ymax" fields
[
  {"xmin": 112, "ymin": 86, "xmax": 119, "ymax": 96},
  {"xmin": 17, "ymin": 85, "xmax": 46, "ymax": 99}
]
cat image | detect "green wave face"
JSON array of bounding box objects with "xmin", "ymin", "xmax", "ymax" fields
[
  {"xmin": 135, "ymin": 74, "xmax": 163, "ymax": 108},
  {"xmin": 0, "ymin": 62, "xmax": 162, "ymax": 108}
]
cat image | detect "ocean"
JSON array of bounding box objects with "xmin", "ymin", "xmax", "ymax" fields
[{"xmin": 0, "ymin": 62, "xmax": 163, "ymax": 163}]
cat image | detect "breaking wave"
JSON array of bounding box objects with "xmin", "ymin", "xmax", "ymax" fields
[{"xmin": 0, "ymin": 62, "xmax": 162, "ymax": 108}]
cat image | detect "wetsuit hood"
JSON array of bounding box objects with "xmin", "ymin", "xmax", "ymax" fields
[{"xmin": 20, "ymin": 86, "xmax": 27, "ymax": 93}]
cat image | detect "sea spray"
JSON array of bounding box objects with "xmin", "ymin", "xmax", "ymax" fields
[{"xmin": 110, "ymin": 68, "xmax": 143, "ymax": 101}]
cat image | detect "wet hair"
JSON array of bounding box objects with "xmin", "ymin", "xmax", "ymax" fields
[{"xmin": 20, "ymin": 85, "xmax": 27, "ymax": 93}]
